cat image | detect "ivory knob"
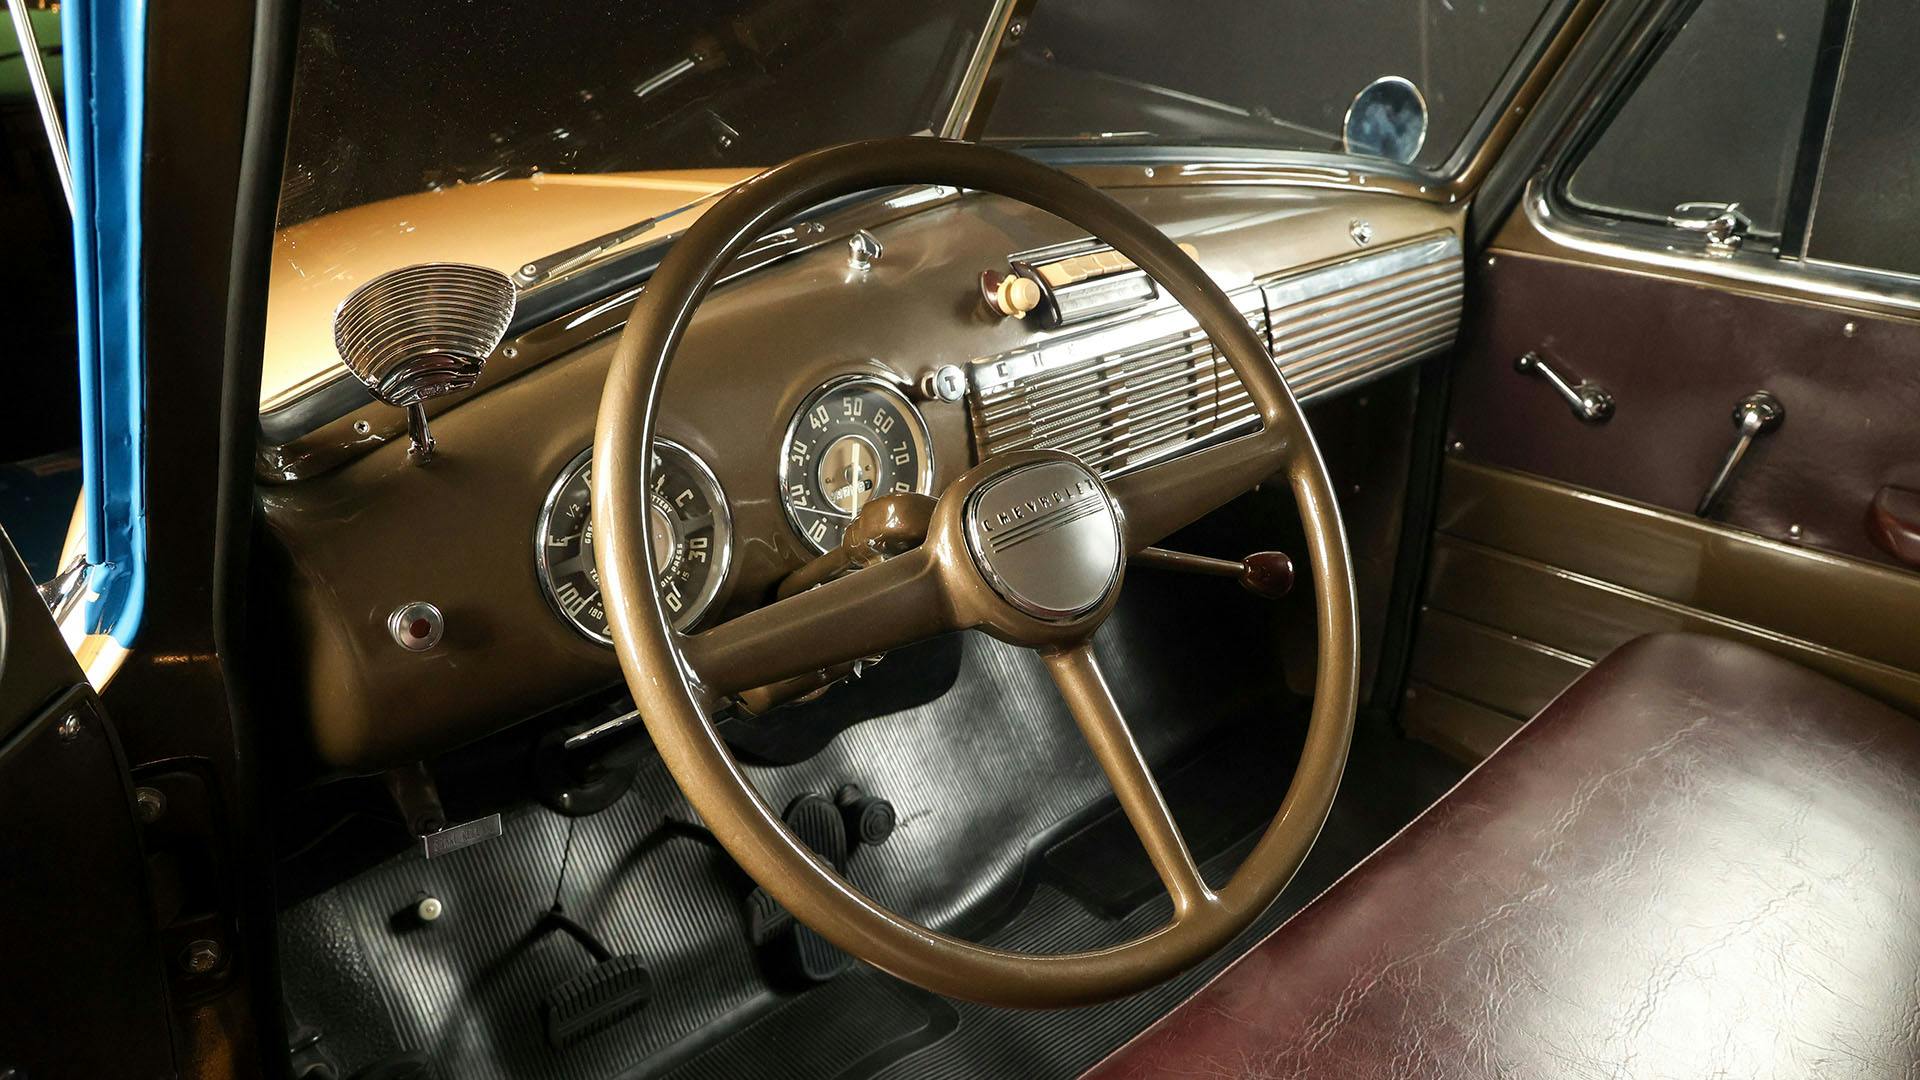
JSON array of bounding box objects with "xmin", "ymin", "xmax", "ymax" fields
[{"xmin": 992, "ymin": 274, "xmax": 1042, "ymax": 318}]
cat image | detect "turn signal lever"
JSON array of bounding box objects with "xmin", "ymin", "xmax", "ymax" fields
[
  {"xmin": 1130, "ymin": 547, "xmax": 1295, "ymax": 599},
  {"xmin": 729, "ymin": 495, "xmax": 940, "ymax": 716},
  {"xmin": 777, "ymin": 493, "xmax": 937, "ymax": 600}
]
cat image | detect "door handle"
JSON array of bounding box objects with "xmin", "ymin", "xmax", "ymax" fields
[
  {"xmin": 1695, "ymin": 391, "xmax": 1784, "ymax": 517},
  {"xmin": 1515, "ymin": 352, "xmax": 1614, "ymax": 423}
]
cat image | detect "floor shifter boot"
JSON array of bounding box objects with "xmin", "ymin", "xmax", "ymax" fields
[{"xmin": 744, "ymin": 792, "xmax": 853, "ymax": 983}]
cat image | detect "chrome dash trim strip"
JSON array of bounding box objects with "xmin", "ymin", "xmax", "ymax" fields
[
  {"xmin": 968, "ymin": 233, "xmax": 1463, "ymax": 478},
  {"xmin": 258, "ymin": 185, "xmax": 965, "ymax": 481}
]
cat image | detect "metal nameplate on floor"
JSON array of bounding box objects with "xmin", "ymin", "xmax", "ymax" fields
[{"xmin": 420, "ymin": 813, "xmax": 502, "ymax": 859}]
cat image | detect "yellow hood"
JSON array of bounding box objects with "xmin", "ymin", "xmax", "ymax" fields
[{"xmin": 263, "ymin": 168, "xmax": 758, "ymax": 411}]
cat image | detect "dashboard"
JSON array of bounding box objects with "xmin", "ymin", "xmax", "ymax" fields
[{"xmin": 259, "ymin": 176, "xmax": 1464, "ymax": 774}]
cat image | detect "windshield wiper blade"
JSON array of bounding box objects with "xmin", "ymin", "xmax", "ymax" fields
[{"xmin": 513, "ymin": 190, "xmax": 727, "ymax": 287}]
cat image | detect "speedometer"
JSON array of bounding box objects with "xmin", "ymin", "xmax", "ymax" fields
[
  {"xmin": 780, "ymin": 375, "xmax": 934, "ymax": 554},
  {"xmin": 535, "ymin": 439, "xmax": 731, "ymax": 642}
]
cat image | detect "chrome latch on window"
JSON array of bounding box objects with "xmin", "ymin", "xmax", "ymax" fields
[{"xmin": 1667, "ymin": 201, "xmax": 1752, "ymax": 257}]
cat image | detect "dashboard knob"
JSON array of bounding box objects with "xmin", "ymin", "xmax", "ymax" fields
[
  {"xmin": 847, "ymin": 229, "xmax": 884, "ymax": 271},
  {"xmin": 388, "ymin": 601, "xmax": 445, "ymax": 652},
  {"xmin": 918, "ymin": 364, "xmax": 968, "ymax": 403},
  {"xmin": 981, "ymin": 270, "xmax": 1042, "ymax": 319}
]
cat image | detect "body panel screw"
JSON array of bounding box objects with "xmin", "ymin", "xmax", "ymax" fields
[{"xmin": 182, "ymin": 939, "xmax": 222, "ymax": 975}]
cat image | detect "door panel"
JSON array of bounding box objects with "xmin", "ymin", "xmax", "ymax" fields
[
  {"xmin": 0, "ymin": 536, "xmax": 174, "ymax": 1078},
  {"xmin": 1408, "ymin": 459, "xmax": 1920, "ymax": 759},
  {"xmin": 1407, "ymin": 241, "xmax": 1920, "ymax": 758},
  {"xmin": 1448, "ymin": 252, "xmax": 1920, "ymax": 568}
]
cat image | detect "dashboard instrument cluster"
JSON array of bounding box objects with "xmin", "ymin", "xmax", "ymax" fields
[
  {"xmin": 535, "ymin": 440, "xmax": 732, "ymax": 640},
  {"xmin": 535, "ymin": 374, "xmax": 936, "ymax": 641},
  {"xmin": 779, "ymin": 376, "xmax": 934, "ymax": 554}
]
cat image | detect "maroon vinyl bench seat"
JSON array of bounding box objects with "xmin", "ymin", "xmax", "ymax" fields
[{"xmin": 1086, "ymin": 633, "xmax": 1920, "ymax": 1079}]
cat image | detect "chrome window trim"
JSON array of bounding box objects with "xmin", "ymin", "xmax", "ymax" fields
[
  {"xmin": 258, "ymin": 184, "xmax": 965, "ymax": 479},
  {"xmin": 1520, "ymin": 0, "xmax": 1920, "ymax": 315},
  {"xmin": 1524, "ymin": 175, "xmax": 1920, "ymax": 316},
  {"xmin": 939, "ymin": 0, "xmax": 1023, "ymax": 139},
  {"xmin": 259, "ymin": 152, "xmax": 1460, "ymax": 482}
]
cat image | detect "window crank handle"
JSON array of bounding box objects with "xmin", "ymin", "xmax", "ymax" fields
[{"xmin": 1695, "ymin": 391, "xmax": 1784, "ymax": 517}]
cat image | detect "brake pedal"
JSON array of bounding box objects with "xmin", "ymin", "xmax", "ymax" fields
[{"xmin": 745, "ymin": 792, "xmax": 854, "ymax": 984}]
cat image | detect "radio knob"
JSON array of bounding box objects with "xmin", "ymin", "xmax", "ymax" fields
[{"xmin": 980, "ymin": 270, "xmax": 1042, "ymax": 319}]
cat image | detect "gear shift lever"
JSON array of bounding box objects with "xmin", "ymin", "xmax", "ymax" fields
[{"xmin": 1131, "ymin": 546, "xmax": 1294, "ymax": 599}]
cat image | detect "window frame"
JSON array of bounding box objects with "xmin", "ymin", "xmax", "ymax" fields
[{"xmin": 1531, "ymin": 0, "xmax": 1920, "ymax": 312}]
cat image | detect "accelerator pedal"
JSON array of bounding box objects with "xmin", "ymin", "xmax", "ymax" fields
[{"xmin": 538, "ymin": 908, "xmax": 653, "ymax": 1050}]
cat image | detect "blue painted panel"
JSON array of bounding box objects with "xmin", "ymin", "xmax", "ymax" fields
[{"xmin": 64, "ymin": 0, "xmax": 146, "ymax": 646}]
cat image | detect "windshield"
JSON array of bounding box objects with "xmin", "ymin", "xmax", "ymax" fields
[
  {"xmin": 265, "ymin": 0, "xmax": 1562, "ymax": 413},
  {"xmin": 278, "ymin": 0, "xmax": 993, "ymax": 226},
  {"xmin": 979, "ymin": 0, "xmax": 1561, "ymax": 168}
]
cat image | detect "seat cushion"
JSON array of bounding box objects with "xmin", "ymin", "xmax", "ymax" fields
[{"xmin": 1086, "ymin": 633, "xmax": 1920, "ymax": 1079}]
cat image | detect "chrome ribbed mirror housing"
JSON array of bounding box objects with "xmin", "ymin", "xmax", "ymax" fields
[{"xmin": 332, "ymin": 262, "xmax": 517, "ymax": 464}]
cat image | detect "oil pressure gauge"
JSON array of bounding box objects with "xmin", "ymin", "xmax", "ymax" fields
[
  {"xmin": 535, "ymin": 439, "xmax": 731, "ymax": 641},
  {"xmin": 780, "ymin": 375, "xmax": 934, "ymax": 553}
]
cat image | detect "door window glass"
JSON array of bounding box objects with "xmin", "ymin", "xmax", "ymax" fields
[
  {"xmin": 1801, "ymin": 0, "xmax": 1920, "ymax": 276},
  {"xmin": 1563, "ymin": 0, "xmax": 1828, "ymax": 238}
]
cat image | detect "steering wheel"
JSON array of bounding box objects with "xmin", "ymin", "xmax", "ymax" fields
[{"xmin": 593, "ymin": 138, "xmax": 1357, "ymax": 1008}]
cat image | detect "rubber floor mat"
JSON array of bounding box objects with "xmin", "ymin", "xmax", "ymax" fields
[{"xmin": 279, "ymin": 603, "xmax": 1461, "ymax": 1080}]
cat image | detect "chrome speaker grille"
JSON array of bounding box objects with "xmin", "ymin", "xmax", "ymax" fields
[
  {"xmin": 1264, "ymin": 234, "xmax": 1463, "ymax": 399},
  {"xmin": 969, "ymin": 234, "xmax": 1461, "ymax": 476},
  {"xmin": 971, "ymin": 297, "xmax": 1268, "ymax": 476},
  {"xmin": 332, "ymin": 263, "xmax": 517, "ymax": 407}
]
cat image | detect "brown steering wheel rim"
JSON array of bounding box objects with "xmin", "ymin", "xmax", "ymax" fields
[{"xmin": 594, "ymin": 137, "xmax": 1358, "ymax": 1008}]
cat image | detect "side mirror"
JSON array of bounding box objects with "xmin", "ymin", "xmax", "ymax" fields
[
  {"xmin": 1343, "ymin": 76, "xmax": 1429, "ymax": 166},
  {"xmin": 332, "ymin": 263, "xmax": 517, "ymax": 464}
]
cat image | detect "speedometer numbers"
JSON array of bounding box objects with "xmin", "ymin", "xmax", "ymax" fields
[
  {"xmin": 535, "ymin": 439, "xmax": 731, "ymax": 643},
  {"xmin": 780, "ymin": 376, "xmax": 934, "ymax": 553}
]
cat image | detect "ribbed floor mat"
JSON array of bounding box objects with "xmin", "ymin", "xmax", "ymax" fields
[
  {"xmin": 665, "ymin": 720, "xmax": 1460, "ymax": 1080},
  {"xmin": 280, "ymin": 610, "xmax": 1461, "ymax": 1080}
]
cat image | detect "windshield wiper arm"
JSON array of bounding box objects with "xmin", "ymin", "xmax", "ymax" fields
[{"xmin": 513, "ymin": 190, "xmax": 727, "ymax": 287}]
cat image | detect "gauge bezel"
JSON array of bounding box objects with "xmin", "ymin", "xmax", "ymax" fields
[
  {"xmin": 778, "ymin": 373, "xmax": 936, "ymax": 555},
  {"xmin": 533, "ymin": 437, "xmax": 733, "ymax": 643}
]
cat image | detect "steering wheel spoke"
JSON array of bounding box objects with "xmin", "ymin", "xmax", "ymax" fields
[
  {"xmin": 680, "ymin": 546, "xmax": 951, "ymax": 696},
  {"xmin": 1042, "ymin": 641, "xmax": 1219, "ymax": 922},
  {"xmin": 1107, "ymin": 423, "xmax": 1292, "ymax": 553}
]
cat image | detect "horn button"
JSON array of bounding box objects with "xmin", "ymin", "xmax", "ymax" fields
[{"xmin": 963, "ymin": 458, "xmax": 1123, "ymax": 621}]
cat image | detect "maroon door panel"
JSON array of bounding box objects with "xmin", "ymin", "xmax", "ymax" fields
[{"xmin": 1447, "ymin": 252, "xmax": 1920, "ymax": 568}]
